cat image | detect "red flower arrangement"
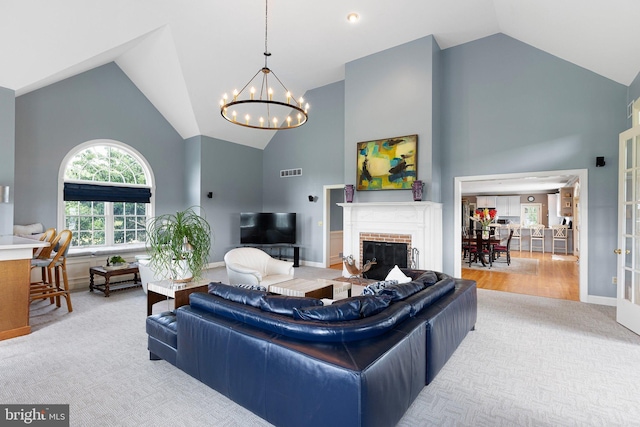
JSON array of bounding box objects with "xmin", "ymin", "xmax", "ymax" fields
[{"xmin": 472, "ymin": 208, "xmax": 497, "ymax": 227}]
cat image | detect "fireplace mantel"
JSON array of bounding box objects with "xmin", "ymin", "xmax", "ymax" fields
[{"xmin": 338, "ymin": 201, "xmax": 442, "ymax": 274}]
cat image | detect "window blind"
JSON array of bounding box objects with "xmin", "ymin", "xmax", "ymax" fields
[{"xmin": 63, "ymin": 183, "xmax": 151, "ymax": 203}]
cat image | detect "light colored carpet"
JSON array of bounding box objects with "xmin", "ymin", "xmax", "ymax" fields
[
  {"xmin": 2, "ymin": 266, "xmax": 640, "ymax": 426},
  {"xmin": 463, "ymin": 257, "xmax": 539, "ymax": 275}
]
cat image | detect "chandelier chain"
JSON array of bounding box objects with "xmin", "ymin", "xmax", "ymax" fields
[{"xmin": 264, "ymin": 0, "xmax": 270, "ymax": 67}]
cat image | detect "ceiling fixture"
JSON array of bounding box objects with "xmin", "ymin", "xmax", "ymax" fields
[
  {"xmin": 347, "ymin": 12, "xmax": 360, "ymax": 23},
  {"xmin": 220, "ymin": 0, "xmax": 308, "ymax": 130}
]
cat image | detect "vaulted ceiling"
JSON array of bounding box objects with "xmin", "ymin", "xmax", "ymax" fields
[{"xmin": 2, "ymin": 0, "xmax": 639, "ymax": 149}]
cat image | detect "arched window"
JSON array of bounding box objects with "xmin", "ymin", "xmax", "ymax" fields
[{"xmin": 59, "ymin": 140, "xmax": 154, "ymax": 249}]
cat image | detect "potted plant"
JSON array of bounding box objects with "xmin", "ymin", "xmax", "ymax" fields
[{"xmin": 146, "ymin": 207, "xmax": 212, "ymax": 282}]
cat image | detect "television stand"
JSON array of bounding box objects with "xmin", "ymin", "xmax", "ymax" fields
[{"xmin": 246, "ymin": 245, "xmax": 299, "ymax": 268}]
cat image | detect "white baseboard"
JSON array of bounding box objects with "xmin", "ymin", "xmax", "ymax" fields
[{"xmin": 587, "ymin": 295, "xmax": 616, "ymax": 307}]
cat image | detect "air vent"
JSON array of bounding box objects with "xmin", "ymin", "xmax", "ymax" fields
[{"xmin": 280, "ymin": 168, "xmax": 302, "ymax": 178}]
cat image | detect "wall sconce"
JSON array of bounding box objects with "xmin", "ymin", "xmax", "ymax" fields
[
  {"xmin": 0, "ymin": 186, "xmax": 9, "ymax": 203},
  {"xmin": 596, "ymin": 157, "xmax": 605, "ymax": 167},
  {"xmin": 308, "ymin": 195, "xmax": 317, "ymax": 202}
]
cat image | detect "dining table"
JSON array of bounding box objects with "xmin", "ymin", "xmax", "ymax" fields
[{"xmin": 465, "ymin": 230, "xmax": 501, "ymax": 267}]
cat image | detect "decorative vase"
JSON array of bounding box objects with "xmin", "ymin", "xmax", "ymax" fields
[
  {"xmin": 482, "ymin": 226, "xmax": 490, "ymax": 240},
  {"xmin": 344, "ymin": 184, "xmax": 354, "ymax": 203},
  {"xmin": 411, "ymin": 180, "xmax": 423, "ymax": 201}
]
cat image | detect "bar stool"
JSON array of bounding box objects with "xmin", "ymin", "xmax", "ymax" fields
[
  {"xmin": 552, "ymin": 224, "xmax": 569, "ymax": 254},
  {"xmin": 530, "ymin": 224, "xmax": 545, "ymax": 253},
  {"xmin": 509, "ymin": 224, "xmax": 522, "ymax": 252}
]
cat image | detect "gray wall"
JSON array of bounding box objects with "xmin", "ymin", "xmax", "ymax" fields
[
  {"xmin": 440, "ymin": 34, "xmax": 627, "ymax": 297},
  {"xmin": 0, "ymin": 87, "xmax": 15, "ymax": 234},
  {"xmin": 199, "ymin": 135, "xmax": 263, "ymax": 261},
  {"xmin": 344, "ymin": 35, "xmax": 438, "ymax": 203},
  {"xmin": 15, "ymin": 63, "xmax": 186, "ymax": 229},
  {"xmin": 263, "ymin": 81, "xmax": 345, "ymax": 262}
]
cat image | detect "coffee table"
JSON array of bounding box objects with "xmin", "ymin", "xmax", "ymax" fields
[
  {"xmin": 147, "ymin": 278, "xmax": 210, "ymax": 315},
  {"xmin": 89, "ymin": 265, "xmax": 141, "ymax": 297},
  {"xmin": 269, "ymin": 278, "xmax": 346, "ymax": 299}
]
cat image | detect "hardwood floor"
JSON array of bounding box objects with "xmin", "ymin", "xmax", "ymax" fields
[{"xmin": 462, "ymin": 251, "xmax": 580, "ymax": 301}]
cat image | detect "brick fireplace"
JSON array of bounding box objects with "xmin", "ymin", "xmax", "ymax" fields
[{"xmin": 339, "ymin": 201, "xmax": 443, "ymax": 277}]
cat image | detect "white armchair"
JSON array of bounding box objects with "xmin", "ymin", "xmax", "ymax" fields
[
  {"xmin": 224, "ymin": 247, "xmax": 294, "ymax": 288},
  {"xmin": 136, "ymin": 256, "xmax": 170, "ymax": 294}
]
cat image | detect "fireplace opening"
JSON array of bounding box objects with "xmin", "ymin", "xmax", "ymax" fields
[{"xmin": 362, "ymin": 241, "xmax": 408, "ymax": 280}]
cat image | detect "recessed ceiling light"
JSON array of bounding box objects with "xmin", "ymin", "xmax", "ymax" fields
[{"xmin": 347, "ymin": 12, "xmax": 359, "ymax": 23}]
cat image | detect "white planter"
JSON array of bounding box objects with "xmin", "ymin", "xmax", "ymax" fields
[{"xmin": 171, "ymin": 259, "xmax": 193, "ymax": 283}]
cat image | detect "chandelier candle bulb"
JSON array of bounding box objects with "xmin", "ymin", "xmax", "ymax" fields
[
  {"xmin": 287, "ymin": 116, "xmax": 292, "ymax": 126},
  {"xmin": 259, "ymin": 117, "xmax": 264, "ymax": 127},
  {"xmin": 286, "ymin": 91, "xmax": 291, "ymax": 103},
  {"xmin": 245, "ymin": 114, "xmax": 250, "ymax": 125},
  {"xmin": 233, "ymin": 89, "xmax": 238, "ymax": 101},
  {"xmin": 268, "ymin": 88, "xmax": 273, "ymax": 101},
  {"xmin": 232, "ymin": 111, "xmax": 237, "ymax": 121},
  {"xmin": 250, "ymin": 87, "xmax": 255, "ymax": 100}
]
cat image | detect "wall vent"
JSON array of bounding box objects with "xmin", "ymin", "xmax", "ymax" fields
[{"xmin": 280, "ymin": 168, "xmax": 302, "ymax": 178}]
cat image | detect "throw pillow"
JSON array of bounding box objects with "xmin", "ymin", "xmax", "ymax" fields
[
  {"xmin": 208, "ymin": 282, "xmax": 267, "ymax": 308},
  {"xmin": 385, "ymin": 265, "xmax": 412, "ymax": 284},
  {"xmin": 362, "ymin": 280, "xmax": 398, "ymax": 296},
  {"xmin": 234, "ymin": 283, "xmax": 267, "ymax": 292},
  {"xmin": 293, "ymin": 298, "xmax": 361, "ymax": 322},
  {"xmin": 380, "ymin": 281, "xmax": 425, "ymax": 301},
  {"xmin": 259, "ymin": 295, "xmax": 323, "ymax": 316}
]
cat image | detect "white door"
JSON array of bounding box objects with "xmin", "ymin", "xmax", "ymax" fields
[{"xmin": 617, "ymin": 125, "xmax": 640, "ymax": 335}]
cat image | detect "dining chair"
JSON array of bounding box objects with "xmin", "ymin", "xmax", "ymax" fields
[
  {"xmin": 552, "ymin": 224, "xmax": 569, "ymax": 255},
  {"xmin": 530, "ymin": 224, "xmax": 545, "ymax": 253},
  {"xmin": 493, "ymin": 229, "xmax": 514, "ymax": 265},
  {"xmin": 30, "ymin": 229, "xmax": 73, "ymax": 312}
]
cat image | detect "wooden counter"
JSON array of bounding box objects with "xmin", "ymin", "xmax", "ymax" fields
[{"xmin": 0, "ymin": 236, "xmax": 48, "ymax": 340}]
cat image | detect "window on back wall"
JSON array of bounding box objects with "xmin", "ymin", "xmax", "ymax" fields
[{"xmin": 60, "ymin": 141, "xmax": 154, "ymax": 249}]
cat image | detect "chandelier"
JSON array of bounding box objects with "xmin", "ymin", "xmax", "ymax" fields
[{"xmin": 220, "ymin": 0, "xmax": 309, "ymax": 130}]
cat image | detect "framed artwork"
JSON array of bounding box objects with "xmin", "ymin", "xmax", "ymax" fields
[{"xmin": 356, "ymin": 134, "xmax": 417, "ymax": 191}]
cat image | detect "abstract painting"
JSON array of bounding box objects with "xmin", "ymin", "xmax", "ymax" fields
[{"xmin": 356, "ymin": 134, "xmax": 417, "ymax": 191}]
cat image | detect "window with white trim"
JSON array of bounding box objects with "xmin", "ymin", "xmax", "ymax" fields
[{"xmin": 61, "ymin": 142, "xmax": 154, "ymax": 249}]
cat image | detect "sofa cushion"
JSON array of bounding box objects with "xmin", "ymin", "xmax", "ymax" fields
[
  {"xmin": 362, "ymin": 280, "xmax": 398, "ymax": 296},
  {"xmin": 380, "ymin": 281, "xmax": 425, "ymax": 301},
  {"xmin": 293, "ymin": 298, "xmax": 361, "ymax": 322},
  {"xmin": 350, "ymin": 295, "xmax": 393, "ymax": 318},
  {"xmin": 415, "ymin": 271, "xmax": 439, "ymax": 287},
  {"xmin": 208, "ymin": 282, "xmax": 267, "ymax": 308},
  {"xmin": 385, "ymin": 265, "xmax": 412, "ymax": 283},
  {"xmin": 146, "ymin": 311, "xmax": 178, "ymax": 348},
  {"xmin": 259, "ymin": 295, "xmax": 324, "ymax": 316}
]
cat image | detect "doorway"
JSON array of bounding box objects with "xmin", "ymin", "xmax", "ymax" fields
[
  {"xmin": 454, "ymin": 169, "xmax": 588, "ymax": 302},
  {"xmin": 322, "ymin": 184, "xmax": 345, "ymax": 268}
]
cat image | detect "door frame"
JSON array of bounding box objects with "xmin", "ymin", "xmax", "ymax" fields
[
  {"xmin": 322, "ymin": 184, "xmax": 345, "ymax": 267},
  {"xmin": 454, "ymin": 169, "xmax": 588, "ymax": 302}
]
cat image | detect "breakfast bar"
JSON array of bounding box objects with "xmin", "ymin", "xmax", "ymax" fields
[{"xmin": 0, "ymin": 236, "xmax": 48, "ymax": 340}]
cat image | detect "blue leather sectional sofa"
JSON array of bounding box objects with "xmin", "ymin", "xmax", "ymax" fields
[{"xmin": 146, "ymin": 270, "xmax": 477, "ymax": 427}]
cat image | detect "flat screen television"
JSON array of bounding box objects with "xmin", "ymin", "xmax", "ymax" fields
[{"xmin": 240, "ymin": 212, "xmax": 297, "ymax": 245}]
